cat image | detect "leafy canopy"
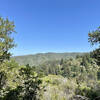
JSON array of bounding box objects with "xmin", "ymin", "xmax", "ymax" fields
[
  {"xmin": 88, "ymin": 26, "xmax": 100, "ymax": 46},
  {"xmin": 0, "ymin": 17, "xmax": 16, "ymax": 62}
]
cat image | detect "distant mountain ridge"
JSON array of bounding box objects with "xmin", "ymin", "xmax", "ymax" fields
[{"xmin": 13, "ymin": 52, "xmax": 87, "ymax": 66}]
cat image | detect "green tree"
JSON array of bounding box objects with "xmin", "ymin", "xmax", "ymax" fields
[
  {"xmin": 0, "ymin": 17, "xmax": 16, "ymax": 99},
  {"xmin": 90, "ymin": 48, "xmax": 100, "ymax": 65},
  {"xmin": 88, "ymin": 27, "xmax": 100, "ymax": 46},
  {"xmin": 0, "ymin": 17, "xmax": 16, "ymax": 63},
  {"xmin": 19, "ymin": 66, "xmax": 42, "ymax": 100},
  {"xmin": 88, "ymin": 27, "xmax": 100, "ymax": 65}
]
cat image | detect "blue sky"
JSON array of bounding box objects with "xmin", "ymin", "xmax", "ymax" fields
[{"xmin": 0, "ymin": 0, "xmax": 100, "ymax": 56}]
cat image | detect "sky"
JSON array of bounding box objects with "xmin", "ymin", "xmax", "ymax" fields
[{"xmin": 0, "ymin": 0, "xmax": 100, "ymax": 56}]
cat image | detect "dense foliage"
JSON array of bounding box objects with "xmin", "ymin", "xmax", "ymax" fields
[
  {"xmin": 0, "ymin": 17, "xmax": 100, "ymax": 100},
  {"xmin": 0, "ymin": 17, "xmax": 43, "ymax": 100},
  {"xmin": 0, "ymin": 17, "xmax": 16, "ymax": 62}
]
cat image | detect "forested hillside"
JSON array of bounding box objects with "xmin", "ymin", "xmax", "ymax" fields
[
  {"xmin": 0, "ymin": 17, "xmax": 100, "ymax": 100},
  {"xmin": 13, "ymin": 52, "xmax": 86, "ymax": 66}
]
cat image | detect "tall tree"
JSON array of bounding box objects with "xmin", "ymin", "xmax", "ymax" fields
[
  {"xmin": 0, "ymin": 17, "xmax": 16, "ymax": 62},
  {"xmin": 88, "ymin": 27, "xmax": 100, "ymax": 65}
]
